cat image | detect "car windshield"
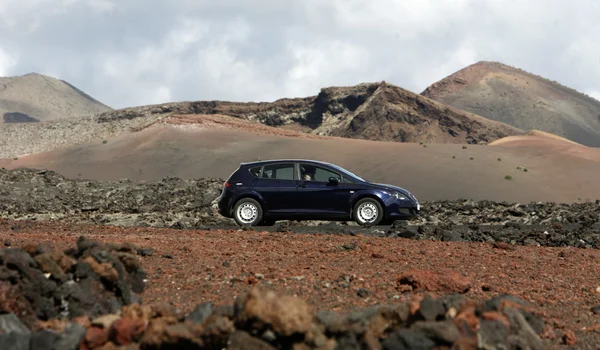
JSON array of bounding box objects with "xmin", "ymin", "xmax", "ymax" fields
[{"xmin": 327, "ymin": 163, "xmax": 366, "ymax": 182}]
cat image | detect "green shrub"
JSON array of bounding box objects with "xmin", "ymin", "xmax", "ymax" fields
[{"xmin": 505, "ymin": 175, "xmax": 512, "ymax": 180}]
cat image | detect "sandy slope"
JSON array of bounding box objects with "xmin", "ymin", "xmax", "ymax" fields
[
  {"xmin": 490, "ymin": 130, "xmax": 600, "ymax": 163},
  {"xmin": 1, "ymin": 114, "xmax": 599, "ymax": 203},
  {"xmin": 0, "ymin": 73, "xmax": 111, "ymax": 122}
]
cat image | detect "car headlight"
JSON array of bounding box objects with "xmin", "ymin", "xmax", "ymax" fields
[{"xmin": 392, "ymin": 192, "xmax": 407, "ymax": 200}]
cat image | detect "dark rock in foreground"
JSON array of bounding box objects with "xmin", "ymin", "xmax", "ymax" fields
[
  {"xmin": 0, "ymin": 286, "xmax": 550, "ymax": 350},
  {"xmin": 0, "ymin": 236, "xmax": 146, "ymax": 329}
]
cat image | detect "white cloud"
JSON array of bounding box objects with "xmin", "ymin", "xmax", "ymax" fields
[
  {"xmin": 0, "ymin": 47, "xmax": 16, "ymax": 76},
  {"xmin": 329, "ymin": 0, "xmax": 473, "ymax": 37},
  {"xmin": 284, "ymin": 40, "xmax": 371, "ymax": 97},
  {"xmin": 89, "ymin": 0, "xmax": 115, "ymax": 14},
  {"xmin": 0, "ymin": 0, "xmax": 598, "ymax": 109},
  {"xmin": 587, "ymin": 90, "xmax": 600, "ymax": 102}
]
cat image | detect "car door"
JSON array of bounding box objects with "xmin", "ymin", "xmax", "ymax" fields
[
  {"xmin": 252, "ymin": 162, "xmax": 299, "ymax": 214},
  {"xmin": 296, "ymin": 163, "xmax": 354, "ymax": 216}
]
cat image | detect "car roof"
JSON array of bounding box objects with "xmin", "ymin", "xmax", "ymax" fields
[{"xmin": 240, "ymin": 159, "xmax": 335, "ymax": 167}]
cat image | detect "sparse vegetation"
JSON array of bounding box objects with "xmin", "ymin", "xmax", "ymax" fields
[
  {"xmin": 462, "ymin": 145, "xmax": 467, "ymax": 149},
  {"xmin": 470, "ymin": 157, "xmax": 474, "ymax": 160},
  {"xmin": 452, "ymin": 156, "xmax": 456, "ymax": 159},
  {"xmin": 505, "ymin": 175, "xmax": 512, "ymax": 180},
  {"xmin": 497, "ymin": 157, "xmax": 502, "ymax": 161},
  {"xmin": 523, "ymin": 168, "xmax": 528, "ymax": 172},
  {"xmin": 516, "ymin": 166, "xmax": 522, "ymax": 170},
  {"xmin": 102, "ymin": 140, "xmax": 107, "ymax": 144},
  {"xmin": 13, "ymin": 157, "xmax": 18, "ymax": 160}
]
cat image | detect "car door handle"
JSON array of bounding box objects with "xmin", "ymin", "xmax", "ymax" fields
[{"xmin": 299, "ymin": 184, "xmax": 308, "ymax": 188}]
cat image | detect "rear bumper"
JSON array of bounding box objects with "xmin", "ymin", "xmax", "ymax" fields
[{"xmin": 216, "ymin": 194, "xmax": 232, "ymax": 218}]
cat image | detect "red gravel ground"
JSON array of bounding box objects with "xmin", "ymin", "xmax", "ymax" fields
[{"xmin": 1, "ymin": 219, "xmax": 600, "ymax": 348}]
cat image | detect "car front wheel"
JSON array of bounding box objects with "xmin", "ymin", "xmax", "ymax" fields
[
  {"xmin": 353, "ymin": 198, "xmax": 384, "ymax": 226},
  {"xmin": 233, "ymin": 198, "xmax": 263, "ymax": 226}
]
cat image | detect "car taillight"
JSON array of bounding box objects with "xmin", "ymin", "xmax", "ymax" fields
[{"xmin": 224, "ymin": 182, "xmax": 231, "ymax": 188}]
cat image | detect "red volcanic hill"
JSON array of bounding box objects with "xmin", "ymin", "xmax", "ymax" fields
[{"xmin": 421, "ymin": 61, "xmax": 600, "ymax": 147}]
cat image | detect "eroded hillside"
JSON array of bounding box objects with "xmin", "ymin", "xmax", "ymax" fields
[{"xmin": 96, "ymin": 81, "xmax": 522, "ymax": 144}]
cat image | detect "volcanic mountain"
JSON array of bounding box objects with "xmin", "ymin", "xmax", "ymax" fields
[
  {"xmin": 421, "ymin": 61, "xmax": 600, "ymax": 147},
  {"xmin": 0, "ymin": 72, "xmax": 112, "ymax": 122},
  {"xmin": 95, "ymin": 81, "xmax": 523, "ymax": 145}
]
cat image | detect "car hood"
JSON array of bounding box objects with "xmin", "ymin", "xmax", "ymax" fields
[{"xmin": 372, "ymin": 183, "xmax": 416, "ymax": 200}]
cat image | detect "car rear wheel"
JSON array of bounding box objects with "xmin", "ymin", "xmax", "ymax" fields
[
  {"xmin": 233, "ymin": 198, "xmax": 263, "ymax": 226},
  {"xmin": 353, "ymin": 198, "xmax": 384, "ymax": 226}
]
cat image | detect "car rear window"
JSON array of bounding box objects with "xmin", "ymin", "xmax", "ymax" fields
[{"xmin": 248, "ymin": 166, "xmax": 262, "ymax": 177}]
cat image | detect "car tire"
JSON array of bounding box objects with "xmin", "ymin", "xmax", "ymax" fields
[
  {"xmin": 353, "ymin": 198, "xmax": 384, "ymax": 226},
  {"xmin": 233, "ymin": 198, "xmax": 263, "ymax": 226}
]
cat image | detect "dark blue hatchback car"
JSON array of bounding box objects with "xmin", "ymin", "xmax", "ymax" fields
[{"xmin": 216, "ymin": 159, "xmax": 420, "ymax": 226}]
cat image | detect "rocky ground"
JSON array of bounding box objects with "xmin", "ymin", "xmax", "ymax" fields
[
  {"xmin": 1, "ymin": 168, "xmax": 599, "ymax": 249},
  {"xmin": 1, "ymin": 224, "xmax": 599, "ymax": 349}
]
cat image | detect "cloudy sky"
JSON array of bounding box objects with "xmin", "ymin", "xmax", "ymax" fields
[{"xmin": 1, "ymin": 0, "xmax": 599, "ymax": 109}]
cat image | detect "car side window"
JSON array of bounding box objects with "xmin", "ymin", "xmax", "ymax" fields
[
  {"xmin": 262, "ymin": 164, "xmax": 295, "ymax": 180},
  {"xmin": 248, "ymin": 166, "xmax": 262, "ymax": 177},
  {"xmin": 341, "ymin": 176, "xmax": 356, "ymax": 184},
  {"xmin": 300, "ymin": 164, "xmax": 341, "ymax": 182}
]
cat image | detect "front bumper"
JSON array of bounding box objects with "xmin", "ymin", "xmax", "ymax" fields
[{"xmin": 385, "ymin": 199, "xmax": 420, "ymax": 219}]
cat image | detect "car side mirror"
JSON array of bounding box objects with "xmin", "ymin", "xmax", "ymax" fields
[{"xmin": 328, "ymin": 177, "xmax": 339, "ymax": 185}]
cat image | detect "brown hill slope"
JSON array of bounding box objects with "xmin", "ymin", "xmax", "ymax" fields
[
  {"xmin": 0, "ymin": 73, "xmax": 112, "ymax": 122},
  {"xmin": 2, "ymin": 114, "xmax": 598, "ymax": 203},
  {"xmin": 96, "ymin": 81, "xmax": 522, "ymax": 144},
  {"xmin": 421, "ymin": 61, "xmax": 600, "ymax": 147}
]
